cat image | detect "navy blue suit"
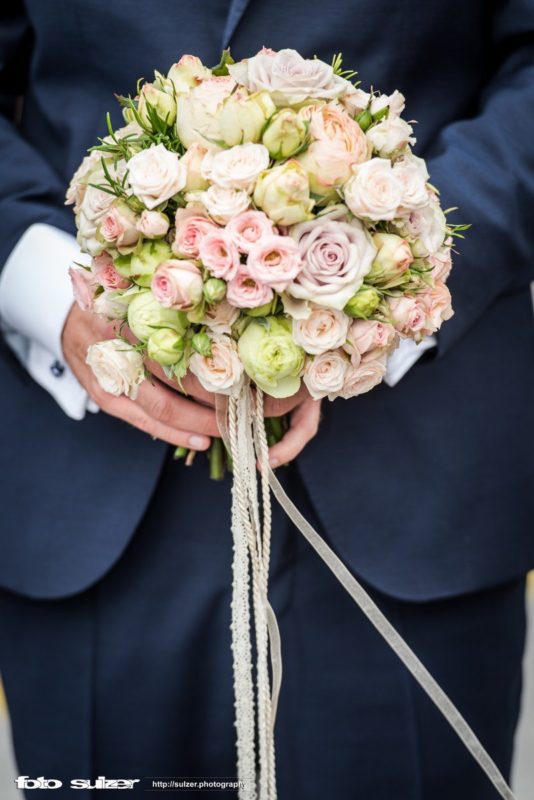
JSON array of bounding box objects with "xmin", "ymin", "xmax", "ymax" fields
[{"xmin": 0, "ymin": 1, "xmax": 533, "ymax": 797}]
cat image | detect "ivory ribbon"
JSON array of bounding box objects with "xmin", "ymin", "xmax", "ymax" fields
[{"xmin": 216, "ymin": 384, "xmax": 517, "ymax": 800}]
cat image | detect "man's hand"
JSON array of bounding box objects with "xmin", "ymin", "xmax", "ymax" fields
[
  {"xmin": 147, "ymin": 358, "xmax": 322, "ymax": 467},
  {"xmin": 62, "ymin": 303, "xmax": 218, "ymax": 451}
]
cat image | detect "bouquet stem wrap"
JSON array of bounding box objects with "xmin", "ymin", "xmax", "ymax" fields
[{"xmin": 216, "ymin": 383, "xmax": 516, "ymax": 800}]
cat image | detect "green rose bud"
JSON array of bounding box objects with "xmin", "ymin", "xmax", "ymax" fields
[
  {"xmin": 115, "ymin": 240, "xmax": 173, "ymax": 287},
  {"xmin": 245, "ymin": 302, "xmax": 273, "ymax": 317},
  {"xmin": 127, "ymin": 291, "xmax": 188, "ymax": 343},
  {"xmin": 147, "ymin": 328, "xmax": 185, "ymax": 366},
  {"xmin": 191, "ymin": 331, "xmax": 212, "ymax": 357},
  {"xmin": 219, "ymin": 90, "xmax": 276, "ymax": 147},
  {"xmin": 203, "ymin": 278, "xmax": 227, "ymax": 304},
  {"xmin": 253, "ymin": 160, "xmax": 315, "ymax": 226},
  {"xmin": 138, "ymin": 82, "xmax": 177, "ymax": 128},
  {"xmin": 262, "ymin": 109, "xmax": 308, "ymax": 159},
  {"xmin": 344, "ymin": 286, "xmax": 381, "ymax": 319},
  {"xmin": 238, "ymin": 317, "xmax": 305, "ymax": 398},
  {"xmin": 356, "ymin": 109, "xmax": 373, "ymax": 132}
]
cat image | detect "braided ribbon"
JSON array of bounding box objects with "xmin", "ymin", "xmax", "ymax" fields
[{"xmin": 216, "ymin": 383, "xmax": 516, "ymax": 800}]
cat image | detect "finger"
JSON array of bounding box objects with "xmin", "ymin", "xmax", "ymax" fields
[
  {"xmin": 134, "ymin": 379, "xmax": 220, "ymax": 437},
  {"xmin": 145, "ymin": 360, "xmax": 216, "ymax": 408},
  {"xmin": 263, "ymin": 384, "xmax": 310, "ymax": 418},
  {"xmin": 91, "ymin": 384, "xmax": 212, "ymax": 450},
  {"xmin": 266, "ymin": 398, "xmax": 321, "ymax": 467}
]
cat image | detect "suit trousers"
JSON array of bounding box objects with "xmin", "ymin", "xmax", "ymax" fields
[{"xmin": 0, "ymin": 450, "xmax": 526, "ymax": 799}]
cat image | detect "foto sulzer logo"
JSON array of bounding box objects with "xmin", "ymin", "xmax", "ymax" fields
[{"xmin": 15, "ymin": 775, "xmax": 141, "ymax": 790}]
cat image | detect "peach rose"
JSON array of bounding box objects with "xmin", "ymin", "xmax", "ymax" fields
[
  {"xmin": 344, "ymin": 158, "xmax": 404, "ymax": 221},
  {"xmin": 201, "ymin": 299, "xmax": 240, "ymax": 334},
  {"xmin": 303, "ymin": 350, "xmax": 349, "ymax": 400},
  {"xmin": 344, "ymin": 320, "xmax": 398, "ymax": 364},
  {"xmin": 339, "ymin": 355, "xmax": 386, "ymax": 398},
  {"xmin": 297, "ymin": 104, "xmax": 369, "ymax": 194},
  {"xmin": 292, "ymin": 305, "xmax": 349, "ymax": 355},
  {"xmin": 189, "ymin": 334, "xmax": 244, "ymax": 396}
]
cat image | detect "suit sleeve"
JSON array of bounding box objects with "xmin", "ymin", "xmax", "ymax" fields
[
  {"xmin": 0, "ymin": 1, "xmax": 73, "ymax": 271},
  {"xmin": 425, "ymin": 0, "xmax": 534, "ymax": 354}
]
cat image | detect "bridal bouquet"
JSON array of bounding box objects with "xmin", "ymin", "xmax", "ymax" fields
[
  {"xmin": 66, "ymin": 49, "xmax": 485, "ymax": 800},
  {"xmin": 67, "ymin": 48, "xmax": 459, "ymax": 434}
]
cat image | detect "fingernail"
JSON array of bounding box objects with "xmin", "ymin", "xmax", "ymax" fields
[
  {"xmin": 189, "ymin": 435, "xmax": 209, "ymax": 450},
  {"xmin": 269, "ymin": 456, "xmax": 279, "ymax": 468}
]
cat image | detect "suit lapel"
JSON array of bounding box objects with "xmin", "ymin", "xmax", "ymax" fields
[{"xmin": 222, "ymin": 0, "xmax": 252, "ymax": 49}]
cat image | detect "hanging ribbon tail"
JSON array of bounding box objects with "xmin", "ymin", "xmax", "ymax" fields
[{"xmin": 217, "ymin": 388, "xmax": 517, "ymax": 800}]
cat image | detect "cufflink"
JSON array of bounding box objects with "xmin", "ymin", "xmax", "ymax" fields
[{"xmin": 50, "ymin": 360, "xmax": 65, "ymax": 377}]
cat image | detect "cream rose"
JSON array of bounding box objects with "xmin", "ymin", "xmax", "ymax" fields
[
  {"xmin": 127, "ymin": 144, "xmax": 186, "ymax": 209},
  {"xmin": 176, "ymin": 76, "xmax": 236, "ymax": 148},
  {"xmin": 86, "ymin": 339, "xmax": 145, "ymax": 400},
  {"xmin": 219, "ymin": 89, "xmax": 276, "ymax": 147},
  {"xmin": 201, "ymin": 143, "xmax": 270, "ymax": 192},
  {"xmin": 229, "ymin": 48, "xmax": 349, "ymax": 106},
  {"xmin": 344, "ymin": 158, "xmax": 403, "ymax": 221},
  {"xmin": 136, "ymin": 209, "xmax": 170, "ymax": 239},
  {"xmin": 198, "ymin": 185, "xmax": 251, "ymax": 224},
  {"xmin": 344, "ymin": 320, "xmax": 398, "ymax": 364},
  {"xmin": 292, "ymin": 305, "xmax": 349, "ymax": 355},
  {"xmin": 393, "ymin": 154, "xmax": 429, "ymax": 212},
  {"xmin": 253, "ymin": 160, "xmax": 314, "ymax": 226},
  {"xmin": 200, "ymin": 299, "xmax": 239, "ymax": 335},
  {"xmin": 366, "ymin": 116, "xmax": 415, "ymax": 157},
  {"xmin": 181, "ymin": 143, "xmax": 210, "ymax": 192},
  {"xmin": 189, "ymin": 334, "xmax": 244, "ymax": 396},
  {"xmin": 303, "ymin": 350, "xmax": 349, "ymax": 400}
]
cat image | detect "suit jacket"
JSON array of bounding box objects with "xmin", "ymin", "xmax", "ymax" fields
[{"xmin": 0, "ymin": 0, "xmax": 533, "ymax": 600}]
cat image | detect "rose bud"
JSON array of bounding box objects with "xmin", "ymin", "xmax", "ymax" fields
[
  {"xmin": 127, "ymin": 291, "xmax": 188, "ymax": 343},
  {"xmin": 168, "ymin": 55, "xmax": 212, "ymax": 95},
  {"xmin": 262, "ymin": 109, "xmax": 308, "ymax": 160},
  {"xmin": 219, "ymin": 90, "xmax": 276, "ymax": 147},
  {"xmin": 151, "ymin": 260, "xmax": 204, "ymax": 311},
  {"xmin": 203, "ymin": 277, "xmax": 227, "ymax": 304},
  {"xmin": 253, "ymin": 160, "xmax": 314, "ymax": 227},
  {"xmin": 138, "ymin": 82, "xmax": 177, "ymax": 128},
  {"xmin": 367, "ymin": 233, "xmax": 413, "ymax": 287},
  {"xmin": 136, "ymin": 210, "xmax": 170, "ymax": 239},
  {"xmin": 147, "ymin": 328, "xmax": 185, "ymax": 366},
  {"xmin": 191, "ymin": 331, "xmax": 212, "ymax": 357},
  {"xmin": 344, "ymin": 286, "xmax": 381, "ymax": 319}
]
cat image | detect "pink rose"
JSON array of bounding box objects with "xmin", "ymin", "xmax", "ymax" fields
[
  {"xmin": 225, "ymin": 210, "xmax": 275, "ymax": 254},
  {"xmin": 246, "ymin": 235, "xmax": 303, "ymax": 292},
  {"xmin": 303, "ymin": 350, "xmax": 349, "ymax": 400},
  {"xmin": 288, "ymin": 216, "xmax": 376, "ymax": 310},
  {"xmin": 151, "ymin": 260, "xmax": 203, "ymax": 310},
  {"xmin": 198, "ymin": 230, "xmax": 241, "ymax": 280},
  {"xmin": 344, "ymin": 320, "xmax": 398, "ymax": 364},
  {"xmin": 92, "ymin": 252, "xmax": 131, "ymax": 290},
  {"xmin": 69, "ymin": 266, "xmax": 97, "ymax": 311},
  {"xmin": 172, "ymin": 207, "xmax": 218, "ymax": 259},
  {"xmin": 387, "ymin": 295, "xmax": 427, "ymax": 339},
  {"xmin": 420, "ymin": 281, "xmax": 454, "ymax": 333},
  {"xmin": 297, "ymin": 104, "xmax": 369, "ymax": 194},
  {"xmin": 429, "ymin": 245, "xmax": 453, "ymax": 282},
  {"xmin": 226, "ymin": 269, "xmax": 274, "ymax": 309},
  {"xmin": 340, "ymin": 355, "xmax": 387, "ymax": 399}
]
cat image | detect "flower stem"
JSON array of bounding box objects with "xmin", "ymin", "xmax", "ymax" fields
[
  {"xmin": 209, "ymin": 437, "xmax": 225, "ymax": 481},
  {"xmin": 173, "ymin": 446, "xmax": 188, "ymax": 460}
]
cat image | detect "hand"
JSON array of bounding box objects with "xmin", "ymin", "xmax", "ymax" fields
[
  {"xmin": 265, "ymin": 395, "xmax": 321, "ymax": 468},
  {"xmin": 61, "ymin": 303, "xmax": 219, "ymax": 451}
]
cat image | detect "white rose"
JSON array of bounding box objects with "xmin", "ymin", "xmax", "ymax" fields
[
  {"xmin": 344, "ymin": 158, "xmax": 403, "ymax": 221},
  {"xmin": 201, "ymin": 143, "xmax": 270, "ymax": 192},
  {"xmin": 189, "ymin": 334, "xmax": 244, "ymax": 396},
  {"xmin": 366, "ymin": 116, "xmax": 415, "ymax": 157},
  {"xmin": 394, "ymin": 195, "xmax": 447, "ymax": 257},
  {"xmin": 292, "ymin": 305, "xmax": 350, "ymax": 355},
  {"xmin": 197, "ymin": 185, "xmax": 250, "ymax": 224},
  {"xmin": 86, "ymin": 339, "xmax": 145, "ymax": 399},
  {"xmin": 303, "ymin": 349, "xmax": 349, "ymax": 400},
  {"xmin": 393, "ymin": 153, "xmax": 429, "ymax": 211},
  {"xmin": 229, "ymin": 48, "xmax": 349, "ymax": 106},
  {"xmin": 200, "ymin": 299, "xmax": 240, "ymax": 335},
  {"xmin": 65, "ymin": 149, "xmax": 102, "ymax": 211},
  {"xmin": 339, "ymin": 355, "xmax": 386, "ymax": 399},
  {"xmin": 370, "ymin": 90, "xmax": 405, "ymax": 119},
  {"xmin": 127, "ymin": 144, "xmax": 186, "ymax": 209},
  {"xmin": 341, "ymin": 87, "xmax": 371, "ymax": 117}
]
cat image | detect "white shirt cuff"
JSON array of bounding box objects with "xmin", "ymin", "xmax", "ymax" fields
[
  {"xmin": 0, "ymin": 223, "xmax": 98, "ymax": 420},
  {"xmin": 384, "ymin": 336, "xmax": 437, "ymax": 387}
]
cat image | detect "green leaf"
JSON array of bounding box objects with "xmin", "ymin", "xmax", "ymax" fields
[{"xmin": 212, "ymin": 49, "xmax": 235, "ymax": 76}]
